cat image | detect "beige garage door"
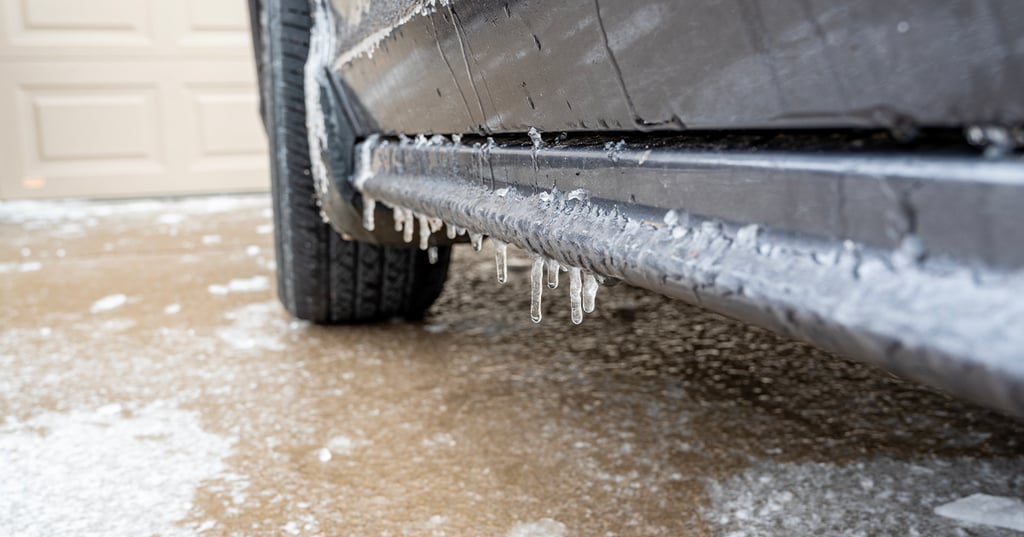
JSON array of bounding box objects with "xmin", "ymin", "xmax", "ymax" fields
[{"xmin": 0, "ymin": 0, "xmax": 269, "ymax": 199}]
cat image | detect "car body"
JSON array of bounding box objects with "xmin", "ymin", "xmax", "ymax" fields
[{"xmin": 250, "ymin": 0, "xmax": 1024, "ymax": 416}]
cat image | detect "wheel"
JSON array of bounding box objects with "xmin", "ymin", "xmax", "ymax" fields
[{"xmin": 261, "ymin": 0, "xmax": 450, "ymax": 323}]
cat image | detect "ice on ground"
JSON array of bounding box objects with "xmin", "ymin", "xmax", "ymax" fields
[
  {"xmin": 507, "ymin": 518, "xmax": 567, "ymax": 537},
  {"xmin": 245, "ymin": 245, "xmax": 260, "ymax": 256},
  {"xmin": 216, "ymin": 301, "xmax": 287, "ymax": 351},
  {"xmin": 90, "ymin": 294, "xmax": 127, "ymax": 314},
  {"xmin": 256, "ymin": 224, "xmax": 273, "ymax": 235},
  {"xmin": 0, "ymin": 261, "xmax": 41, "ymax": 273},
  {"xmin": 164, "ymin": 303, "xmax": 182, "ymax": 315},
  {"xmin": 935, "ymin": 494, "xmax": 1024, "ymax": 532},
  {"xmin": 208, "ymin": 276, "xmax": 269, "ymax": 296},
  {"xmin": 705, "ymin": 457, "xmax": 1024, "ymax": 537},
  {"xmin": 201, "ymin": 234, "xmax": 222, "ymax": 245},
  {"xmin": 0, "ymin": 403, "xmax": 234, "ymax": 537}
]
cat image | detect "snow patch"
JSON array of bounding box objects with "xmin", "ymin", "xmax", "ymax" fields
[
  {"xmin": 0, "ymin": 403, "xmax": 234, "ymax": 537},
  {"xmin": 207, "ymin": 276, "xmax": 269, "ymax": 296},
  {"xmin": 506, "ymin": 518, "xmax": 567, "ymax": 537}
]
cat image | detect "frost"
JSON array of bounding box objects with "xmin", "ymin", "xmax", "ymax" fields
[
  {"xmin": 935, "ymin": 494, "xmax": 1024, "ymax": 532},
  {"xmin": 569, "ymin": 267, "xmax": 583, "ymax": 324},
  {"xmin": 530, "ymin": 256, "xmax": 545, "ymax": 323},
  {"xmin": 506, "ymin": 518, "xmax": 567, "ymax": 537},
  {"xmin": 494, "ymin": 240, "xmax": 508, "ymax": 284},
  {"xmin": 735, "ymin": 224, "xmax": 760, "ymax": 248},
  {"xmin": 90, "ymin": 294, "xmax": 127, "ymax": 314},
  {"xmin": 0, "ymin": 403, "xmax": 233, "ymax": 537},
  {"xmin": 582, "ymin": 271, "xmax": 598, "ymax": 314},
  {"xmin": 527, "ymin": 127, "xmax": 545, "ymax": 150},
  {"xmin": 208, "ymin": 276, "xmax": 269, "ymax": 296}
]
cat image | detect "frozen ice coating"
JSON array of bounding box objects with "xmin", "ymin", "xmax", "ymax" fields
[
  {"xmin": 418, "ymin": 214, "xmax": 431, "ymax": 250},
  {"xmin": 569, "ymin": 267, "xmax": 583, "ymax": 324},
  {"xmin": 935, "ymin": 494, "xmax": 1024, "ymax": 531},
  {"xmin": 469, "ymin": 232, "xmax": 484, "ymax": 252},
  {"xmin": 495, "ymin": 240, "xmax": 508, "ymax": 284},
  {"xmin": 362, "ymin": 197, "xmax": 376, "ymax": 231},
  {"xmin": 530, "ymin": 256, "xmax": 545, "ymax": 323},
  {"xmin": 428, "ymin": 246, "xmax": 439, "ymax": 264},
  {"xmin": 546, "ymin": 259, "xmax": 560, "ymax": 289},
  {"xmin": 582, "ymin": 272, "xmax": 598, "ymax": 314}
]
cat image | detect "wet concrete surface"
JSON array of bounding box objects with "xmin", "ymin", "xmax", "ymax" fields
[{"xmin": 1, "ymin": 195, "xmax": 1022, "ymax": 537}]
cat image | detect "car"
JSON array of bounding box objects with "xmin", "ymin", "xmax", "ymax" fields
[{"xmin": 248, "ymin": 0, "xmax": 1024, "ymax": 416}]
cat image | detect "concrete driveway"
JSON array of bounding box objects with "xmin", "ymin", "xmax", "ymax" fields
[{"xmin": 2, "ymin": 196, "xmax": 1022, "ymax": 537}]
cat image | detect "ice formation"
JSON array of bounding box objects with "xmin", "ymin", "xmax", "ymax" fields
[
  {"xmin": 530, "ymin": 256, "xmax": 544, "ymax": 323},
  {"xmin": 494, "ymin": 240, "xmax": 508, "ymax": 284}
]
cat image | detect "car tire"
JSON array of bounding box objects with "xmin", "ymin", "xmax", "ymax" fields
[{"xmin": 261, "ymin": 0, "xmax": 449, "ymax": 323}]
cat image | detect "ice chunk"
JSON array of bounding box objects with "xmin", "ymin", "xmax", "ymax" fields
[
  {"xmin": 469, "ymin": 232, "xmax": 484, "ymax": 252},
  {"xmin": 494, "ymin": 240, "xmax": 508, "ymax": 284},
  {"xmin": 428, "ymin": 246, "xmax": 438, "ymax": 264},
  {"xmin": 546, "ymin": 259, "xmax": 559, "ymax": 288},
  {"xmin": 582, "ymin": 271, "xmax": 598, "ymax": 313},
  {"xmin": 935, "ymin": 493, "xmax": 1024, "ymax": 531},
  {"xmin": 530, "ymin": 256, "xmax": 544, "ymax": 323},
  {"xmin": 418, "ymin": 214, "xmax": 431, "ymax": 250},
  {"xmin": 362, "ymin": 197, "xmax": 376, "ymax": 231},
  {"xmin": 569, "ymin": 267, "xmax": 583, "ymax": 324},
  {"xmin": 90, "ymin": 294, "xmax": 127, "ymax": 314}
]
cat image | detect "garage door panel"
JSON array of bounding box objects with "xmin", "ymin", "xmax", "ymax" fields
[
  {"xmin": 0, "ymin": 0, "xmax": 155, "ymax": 52},
  {"xmin": 0, "ymin": 0, "xmax": 268, "ymax": 199}
]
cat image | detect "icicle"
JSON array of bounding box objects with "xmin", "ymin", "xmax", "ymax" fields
[
  {"xmin": 446, "ymin": 222, "xmax": 457, "ymax": 239},
  {"xmin": 494, "ymin": 240, "xmax": 508, "ymax": 284},
  {"xmin": 417, "ymin": 214, "xmax": 431, "ymax": 250},
  {"xmin": 546, "ymin": 258, "xmax": 559, "ymax": 288},
  {"xmin": 569, "ymin": 267, "xmax": 583, "ymax": 324},
  {"xmin": 428, "ymin": 246, "xmax": 438, "ymax": 264},
  {"xmin": 530, "ymin": 256, "xmax": 544, "ymax": 323},
  {"xmin": 362, "ymin": 197, "xmax": 376, "ymax": 231},
  {"xmin": 393, "ymin": 206, "xmax": 404, "ymax": 232},
  {"xmin": 582, "ymin": 271, "xmax": 598, "ymax": 313},
  {"xmin": 402, "ymin": 210, "xmax": 415, "ymax": 243},
  {"xmin": 469, "ymin": 232, "xmax": 483, "ymax": 251}
]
